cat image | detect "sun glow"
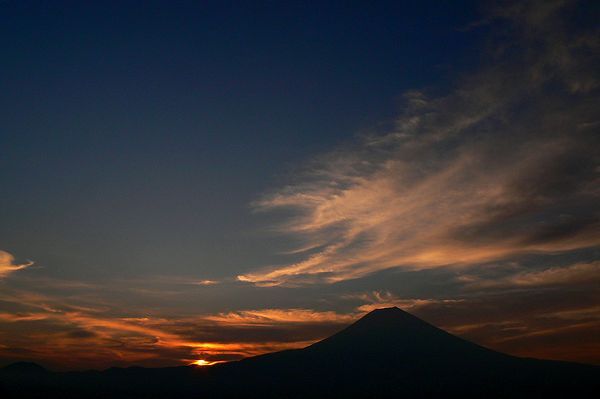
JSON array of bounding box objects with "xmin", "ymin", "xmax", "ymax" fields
[
  {"xmin": 192, "ymin": 359, "xmax": 211, "ymax": 366},
  {"xmin": 191, "ymin": 359, "xmax": 225, "ymax": 367}
]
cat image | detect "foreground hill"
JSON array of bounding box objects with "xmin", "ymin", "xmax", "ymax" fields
[{"xmin": 1, "ymin": 307, "xmax": 597, "ymax": 398}]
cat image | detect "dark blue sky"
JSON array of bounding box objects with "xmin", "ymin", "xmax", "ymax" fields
[{"xmin": 1, "ymin": 0, "xmax": 482, "ymax": 280}]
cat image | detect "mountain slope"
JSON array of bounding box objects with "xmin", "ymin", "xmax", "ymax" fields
[
  {"xmin": 209, "ymin": 307, "xmax": 597, "ymax": 398},
  {"xmin": 1, "ymin": 307, "xmax": 598, "ymax": 398}
]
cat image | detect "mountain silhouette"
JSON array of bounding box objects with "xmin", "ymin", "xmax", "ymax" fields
[{"xmin": 1, "ymin": 307, "xmax": 598, "ymax": 398}]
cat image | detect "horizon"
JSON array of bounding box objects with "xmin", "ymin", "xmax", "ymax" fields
[
  {"xmin": 7, "ymin": 305, "xmax": 594, "ymax": 372},
  {"xmin": 1, "ymin": 0, "xmax": 599, "ymax": 372},
  {"xmin": 3, "ymin": 306, "xmax": 411, "ymax": 371}
]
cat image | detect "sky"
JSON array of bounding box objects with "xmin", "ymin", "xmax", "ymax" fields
[{"xmin": 0, "ymin": 0, "xmax": 598, "ymax": 370}]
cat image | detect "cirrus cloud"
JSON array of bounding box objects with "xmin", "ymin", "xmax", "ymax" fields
[{"xmin": 239, "ymin": 0, "xmax": 600, "ymax": 286}]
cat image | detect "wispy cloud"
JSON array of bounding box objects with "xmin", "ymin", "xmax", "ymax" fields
[
  {"xmin": 204, "ymin": 308, "xmax": 356, "ymax": 326},
  {"xmin": 239, "ymin": 1, "xmax": 600, "ymax": 286},
  {"xmin": 193, "ymin": 279, "xmax": 220, "ymax": 286},
  {"xmin": 0, "ymin": 250, "xmax": 33, "ymax": 279},
  {"xmin": 461, "ymin": 260, "xmax": 600, "ymax": 289}
]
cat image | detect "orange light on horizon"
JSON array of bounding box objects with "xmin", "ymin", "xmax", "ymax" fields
[
  {"xmin": 192, "ymin": 359, "xmax": 211, "ymax": 366},
  {"xmin": 190, "ymin": 359, "xmax": 224, "ymax": 367}
]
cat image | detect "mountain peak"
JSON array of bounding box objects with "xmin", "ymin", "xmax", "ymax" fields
[
  {"xmin": 366, "ymin": 306, "xmax": 403, "ymax": 313},
  {"xmin": 363, "ymin": 306, "xmax": 408, "ymax": 318},
  {"xmin": 350, "ymin": 306, "xmax": 428, "ymax": 329},
  {"xmin": 306, "ymin": 306, "xmax": 494, "ymax": 361}
]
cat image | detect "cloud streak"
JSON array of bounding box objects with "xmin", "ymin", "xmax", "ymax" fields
[
  {"xmin": 240, "ymin": 1, "xmax": 600, "ymax": 286},
  {"xmin": 0, "ymin": 250, "xmax": 33, "ymax": 279},
  {"xmin": 460, "ymin": 260, "xmax": 600, "ymax": 289},
  {"xmin": 204, "ymin": 308, "xmax": 356, "ymax": 326}
]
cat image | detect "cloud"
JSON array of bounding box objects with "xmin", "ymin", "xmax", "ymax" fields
[
  {"xmin": 193, "ymin": 279, "xmax": 219, "ymax": 286},
  {"xmin": 0, "ymin": 312, "xmax": 49, "ymax": 322},
  {"xmin": 345, "ymin": 290, "xmax": 463, "ymax": 313},
  {"xmin": 0, "ymin": 250, "xmax": 33, "ymax": 279},
  {"xmin": 239, "ymin": 0, "xmax": 600, "ymax": 286},
  {"xmin": 540, "ymin": 306, "xmax": 600, "ymax": 321},
  {"xmin": 204, "ymin": 308, "xmax": 356, "ymax": 326},
  {"xmin": 461, "ymin": 260, "xmax": 600, "ymax": 289}
]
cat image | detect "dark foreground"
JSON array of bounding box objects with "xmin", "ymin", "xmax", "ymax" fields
[{"xmin": 1, "ymin": 307, "xmax": 598, "ymax": 398}]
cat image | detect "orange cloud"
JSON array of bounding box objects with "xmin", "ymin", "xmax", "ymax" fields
[
  {"xmin": 240, "ymin": 139, "xmax": 599, "ymax": 286},
  {"xmin": 204, "ymin": 308, "xmax": 356, "ymax": 326},
  {"xmin": 0, "ymin": 312, "xmax": 49, "ymax": 322},
  {"xmin": 0, "ymin": 250, "xmax": 33, "ymax": 279}
]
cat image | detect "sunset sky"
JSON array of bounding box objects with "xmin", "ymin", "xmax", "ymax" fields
[{"xmin": 1, "ymin": 0, "xmax": 598, "ymax": 370}]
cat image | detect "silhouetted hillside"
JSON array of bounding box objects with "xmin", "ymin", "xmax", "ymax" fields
[{"xmin": 1, "ymin": 307, "xmax": 597, "ymax": 398}]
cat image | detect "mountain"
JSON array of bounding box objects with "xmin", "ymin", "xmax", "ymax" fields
[
  {"xmin": 208, "ymin": 307, "xmax": 598, "ymax": 398},
  {"xmin": 1, "ymin": 307, "xmax": 598, "ymax": 398}
]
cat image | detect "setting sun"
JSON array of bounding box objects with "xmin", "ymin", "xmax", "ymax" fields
[
  {"xmin": 191, "ymin": 359, "xmax": 226, "ymax": 367},
  {"xmin": 192, "ymin": 359, "xmax": 211, "ymax": 366}
]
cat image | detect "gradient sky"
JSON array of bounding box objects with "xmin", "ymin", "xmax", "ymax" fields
[{"xmin": 1, "ymin": 0, "xmax": 599, "ymax": 370}]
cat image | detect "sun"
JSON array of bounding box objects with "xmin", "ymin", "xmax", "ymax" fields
[
  {"xmin": 192, "ymin": 359, "xmax": 212, "ymax": 366},
  {"xmin": 190, "ymin": 359, "xmax": 227, "ymax": 367}
]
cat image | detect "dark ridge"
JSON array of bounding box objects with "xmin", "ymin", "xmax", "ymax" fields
[{"xmin": 2, "ymin": 362, "xmax": 47, "ymax": 374}]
